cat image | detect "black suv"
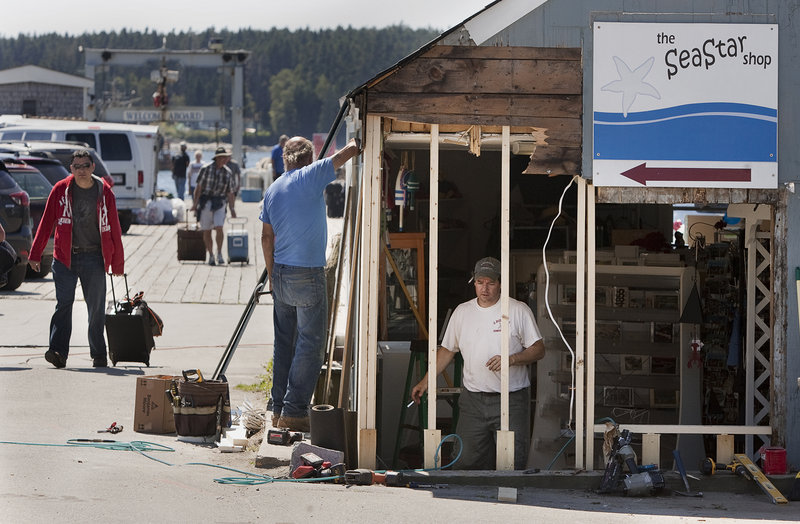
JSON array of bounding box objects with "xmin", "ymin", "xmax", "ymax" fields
[
  {"xmin": 3, "ymin": 159, "xmax": 55, "ymax": 278},
  {"xmin": 0, "ymin": 161, "xmax": 32, "ymax": 291}
]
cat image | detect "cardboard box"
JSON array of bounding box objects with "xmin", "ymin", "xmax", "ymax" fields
[{"xmin": 134, "ymin": 375, "xmax": 179, "ymax": 434}]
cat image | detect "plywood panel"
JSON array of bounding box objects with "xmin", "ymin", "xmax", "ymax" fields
[{"xmin": 369, "ymin": 93, "xmax": 581, "ymax": 119}]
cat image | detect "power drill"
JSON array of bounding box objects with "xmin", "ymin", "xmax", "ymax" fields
[
  {"xmin": 701, "ymin": 457, "xmax": 751, "ymax": 479},
  {"xmin": 267, "ymin": 428, "xmax": 303, "ymax": 446},
  {"xmin": 291, "ymin": 452, "xmax": 346, "ymax": 481},
  {"xmin": 344, "ymin": 469, "xmax": 406, "ymax": 487}
]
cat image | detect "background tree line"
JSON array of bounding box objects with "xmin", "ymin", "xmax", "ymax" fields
[{"xmin": 0, "ymin": 26, "xmax": 439, "ymax": 142}]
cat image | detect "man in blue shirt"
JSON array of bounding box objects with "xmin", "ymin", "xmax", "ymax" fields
[
  {"xmin": 260, "ymin": 135, "xmax": 360, "ymax": 432},
  {"xmin": 271, "ymin": 135, "xmax": 289, "ymax": 180}
]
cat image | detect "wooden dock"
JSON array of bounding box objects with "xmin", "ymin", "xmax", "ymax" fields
[{"xmin": 3, "ymin": 200, "xmax": 269, "ymax": 305}]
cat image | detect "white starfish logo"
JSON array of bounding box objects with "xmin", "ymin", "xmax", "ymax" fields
[{"xmin": 601, "ymin": 56, "xmax": 661, "ymax": 117}]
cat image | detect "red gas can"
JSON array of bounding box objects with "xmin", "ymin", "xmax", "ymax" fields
[{"xmin": 761, "ymin": 446, "xmax": 787, "ymax": 475}]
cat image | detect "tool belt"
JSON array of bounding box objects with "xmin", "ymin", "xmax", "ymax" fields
[{"xmin": 171, "ymin": 370, "xmax": 231, "ymax": 437}]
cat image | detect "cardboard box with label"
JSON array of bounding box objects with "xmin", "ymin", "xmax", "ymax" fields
[{"xmin": 134, "ymin": 375, "xmax": 179, "ymax": 434}]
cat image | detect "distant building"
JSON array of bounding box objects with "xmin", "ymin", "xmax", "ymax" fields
[{"xmin": 0, "ymin": 65, "xmax": 93, "ymax": 118}]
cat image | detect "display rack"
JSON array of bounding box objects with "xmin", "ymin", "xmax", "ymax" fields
[{"xmin": 530, "ymin": 262, "xmax": 694, "ymax": 469}]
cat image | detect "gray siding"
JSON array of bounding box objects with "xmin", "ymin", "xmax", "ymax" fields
[{"xmin": 0, "ymin": 82, "xmax": 84, "ymax": 117}]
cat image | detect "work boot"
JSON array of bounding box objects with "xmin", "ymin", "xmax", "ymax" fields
[
  {"xmin": 271, "ymin": 413, "xmax": 281, "ymax": 428},
  {"xmin": 93, "ymin": 358, "xmax": 108, "ymax": 368},
  {"xmin": 277, "ymin": 415, "xmax": 310, "ymax": 433},
  {"xmin": 44, "ymin": 350, "xmax": 67, "ymax": 369}
]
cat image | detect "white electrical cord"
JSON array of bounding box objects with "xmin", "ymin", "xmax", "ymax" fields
[{"xmin": 541, "ymin": 175, "xmax": 580, "ymax": 432}]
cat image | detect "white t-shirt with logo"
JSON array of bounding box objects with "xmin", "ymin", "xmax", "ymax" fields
[{"xmin": 441, "ymin": 297, "xmax": 542, "ymax": 393}]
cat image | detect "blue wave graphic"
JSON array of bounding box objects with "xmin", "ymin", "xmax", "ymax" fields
[{"xmin": 594, "ymin": 103, "xmax": 777, "ymax": 162}]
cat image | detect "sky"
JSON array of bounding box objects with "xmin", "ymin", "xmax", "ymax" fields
[{"xmin": 2, "ymin": 0, "xmax": 494, "ymax": 37}]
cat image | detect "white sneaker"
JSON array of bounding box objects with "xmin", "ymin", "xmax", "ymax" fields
[
  {"xmin": 208, "ymin": 253, "xmax": 216, "ymax": 266},
  {"xmin": 217, "ymin": 252, "xmax": 225, "ymax": 265}
]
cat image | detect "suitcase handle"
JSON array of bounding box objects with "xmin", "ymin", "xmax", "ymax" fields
[
  {"xmin": 108, "ymin": 273, "xmax": 130, "ymax": 313},
  {"xmin": 227, "ymin": 217, "xmax": 248, "ymax": 227}
]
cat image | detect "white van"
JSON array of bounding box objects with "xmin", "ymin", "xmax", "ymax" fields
[{"xmin": 0, "ymin": 116, "xmax": 160, "ymax": 232}]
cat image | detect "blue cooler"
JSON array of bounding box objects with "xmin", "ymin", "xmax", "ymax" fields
[
  {"xmin": 227, "ymin": 217, "xmax": 249, "ymax": 264},
  {"xmin": 239, "ymin": 188, "xmax": 262, "ymax": 202}
]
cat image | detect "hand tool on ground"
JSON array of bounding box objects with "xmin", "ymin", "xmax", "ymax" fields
[
  {"xmin": 344, "ymin": 469, "xmax": 406, "ymax": 486},
  {"xmin": 267, "ymin": 428, "xmax": 303, "ymax": 446},
  {"xmin": 672, "ymin": 449, "xmax": 703, "ymax": 497},
  {"xmin": 701, "ymin": 457, "xmax": 750, "ymax": 479},
  {"xmin": 290, "ymin": 452, "xmax": 345, "ymax": 481},
  {"xmin": 733, "ymin": 453, "xmax": 788, "ymax": 504},
  {"xmin": 98, "ymin": 422, "xmax": 122, "ymax": 434}
]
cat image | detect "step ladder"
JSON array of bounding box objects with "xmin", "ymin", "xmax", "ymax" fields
[{"xmin": 392, "ymin": 339, "xmax": 462, "ymax": 468}]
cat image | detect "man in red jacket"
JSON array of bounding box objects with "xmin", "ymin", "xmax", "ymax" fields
[{"xmin": 29, "ymin": 150, "xmax": 124, "ymax": 368}]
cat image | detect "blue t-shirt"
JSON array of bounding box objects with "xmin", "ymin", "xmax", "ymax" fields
[
  {"xmin": 271, "ymin": 144, "xmax": 285, "ymax": 175},
  {"xmin": 260, "ymin": 157, "xmax": 335, "ymax": 267}
]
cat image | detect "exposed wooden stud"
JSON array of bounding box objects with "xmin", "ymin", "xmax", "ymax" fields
[
  {"xmin": 424, "ymin": 124, "xmax": 440, "ymax": 469},
  {"xmin": 642, "ymin": 434, "xmax": 661, "ymax": 467},
  {"xmin": 575, "ymin": 176, "xmax": 586, "ymax": 469},
  {"xmin": 585, "ymin": 182, "xmax": 596, "ymax": 471},
  {"xmin": 356, "ymin": 115, "xmax": 382, "ymax": 469},
  {"xmin": 496, "ymin": 125, "xmax": 514, "ymax": 471},
  {"xmin": 717, "ymin": 434, "xmax": 735, "ymax": 465}
]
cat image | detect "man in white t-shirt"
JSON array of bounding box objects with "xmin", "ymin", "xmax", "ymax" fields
[{"xmin": 411, "ymin": 257, "xmax": 545, "ymax": 469}]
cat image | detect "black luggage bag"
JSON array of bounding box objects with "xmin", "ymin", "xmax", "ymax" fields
[
  {"xmin": 105, "ymin": 274, "xmax": 155, "ymax": 367},
  {"xmin": 177, "ymin": 221, "xmax": 206, "ymax": 261}
]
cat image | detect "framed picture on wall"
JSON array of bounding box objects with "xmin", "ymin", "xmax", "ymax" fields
[
  {"xmin": 622, "ymin": 355, "xmax": 650, "ymax": 375},
  {"xmin": 603, "ymin": 386, "xmax": 634, "ymax": 407},
  {"xmin": 650, "ymin": 356, "xmax": 678, "ymax": 375},
  {"xmin": 652, "ymin": 322, "xmax": 676, "ymax": 343},
  {"xmin": 650, "ymin": 389, "xmax": 679, "ymax": 408}
]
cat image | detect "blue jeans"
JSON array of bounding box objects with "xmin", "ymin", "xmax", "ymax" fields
[
  {"xmin": 271, "ymin": 264, "xmax": 327, "ymax": 418},
  {"xmin": 50, "ymin": 253, "xmax": 107, "ymax": 361},
  {"xmin": 174, "ymin": 176, "xmax": 186, "ymax": 200}
]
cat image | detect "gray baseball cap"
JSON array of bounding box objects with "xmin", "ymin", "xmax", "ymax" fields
[{"xmin": 472, "ymin": 257, "xmax": 501, "ymax": 282}]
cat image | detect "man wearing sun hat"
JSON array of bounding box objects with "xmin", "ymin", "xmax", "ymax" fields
[
  {"xmin": 411, "ymin": 256, "xmax": 545, "ymax": 469},
  {"xmin": 191, "ymin": 146, "xmax": 237, "ymax": 266}
]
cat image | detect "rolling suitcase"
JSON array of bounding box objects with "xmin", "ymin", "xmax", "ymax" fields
[
  {"xmin": 226, "ymin": 217, "xmax": 249, "ymax": 264},
  {"xmin": 105, "ymin": 274, "xmax": 155, "ymax": 367},
  {"xmin": 177, "ymin": 221, "xmax": 206, "ymax": 261}
]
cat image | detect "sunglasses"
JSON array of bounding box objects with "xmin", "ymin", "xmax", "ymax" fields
[{"xmin": 71, "ymin": 163, "xmax": 92, "ymax": 170}]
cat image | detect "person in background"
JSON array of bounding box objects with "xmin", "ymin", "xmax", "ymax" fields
[
  {"xmin": 28, "ymin": 150, "xmax": 124, "ymax": 369},
  {"xmin": 411, "ymin": 257, "xmax": 545, "ymax": 469},
  {"xmin": 271, "ymin": 135, "xmax": 289, "ymax": 180},
  {"xmin": 188, "ymin": 150, "xmax": 203, "ymax": 199},
  {"xmin": 260, "ymin": 136, "xmax": 360, "ymax": 432},
  {"xmin": 171, "ymin": 142, "xmax": 190, "ymax": 200},
  {"xmin": 227, "ymin": 158, "xmax": 242, "ymax": 199},
  {"xmin": 192, "ymin": 146, "xmax": 236, "ymax": 266}
]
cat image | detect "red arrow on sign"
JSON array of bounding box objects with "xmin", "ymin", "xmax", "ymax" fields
[{"xmin": 621, "ymin": 163, "xmax": 752, "ymax": 185}]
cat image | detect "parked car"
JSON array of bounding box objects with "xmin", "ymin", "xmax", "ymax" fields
[
  {"xmin": 0, "ymin": 161, "xmax": 32, "ymax": 291},
  {"xmin": 3, "ymin": 160, "xmax": 54, "ymax": 279},
  {"xmin": 0, "ymin": 140, "xmax": 114, "ymax": 186}
]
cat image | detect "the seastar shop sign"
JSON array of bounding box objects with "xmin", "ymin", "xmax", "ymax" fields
[{"xmin": 592, "ymin": 22, "xmax": 778, "ymax": 188}]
